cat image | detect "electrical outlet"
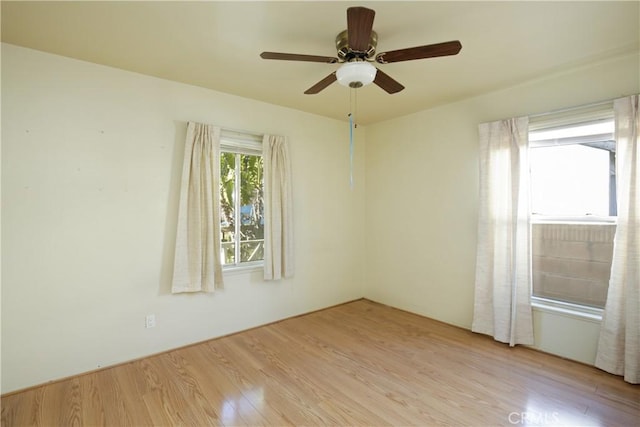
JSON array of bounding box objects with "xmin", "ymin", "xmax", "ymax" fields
[{"xmin": 145, "ymin": 314, "xmax": 156, "ymax": 328}]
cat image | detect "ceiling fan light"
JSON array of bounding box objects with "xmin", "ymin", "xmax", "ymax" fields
[{"xmin": 336, "ymin": 61, "xmax": 377, "ymax": 88}]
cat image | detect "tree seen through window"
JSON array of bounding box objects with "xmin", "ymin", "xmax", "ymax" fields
[{"xmin": 220, "ymin": 152, "xmax": 264, "ymax": 265}]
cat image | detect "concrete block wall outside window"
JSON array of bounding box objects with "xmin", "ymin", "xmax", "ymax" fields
[{"xmin": 532, "ymin": 223, "xmax": 615, "ymax": 308}]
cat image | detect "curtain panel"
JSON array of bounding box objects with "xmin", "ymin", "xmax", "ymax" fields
[
  {"xmin": 595, "ymin": 94, "xmax": 639, "ymax": 384},
  {"xmin": 472, "ymin": 117, "xmax": 534, "ymax": 346},
  {"xmin": 263, "ymin": 134, "xmax": 294, "ymax": 280},
  {"xmin": 171, "ymin": 122, "xmax": 224, "ymax": 293}
]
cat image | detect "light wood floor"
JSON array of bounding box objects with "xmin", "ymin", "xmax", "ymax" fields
[{"xmin": 2, "ymin": 299, "xmax": 638, "ymax": 426}]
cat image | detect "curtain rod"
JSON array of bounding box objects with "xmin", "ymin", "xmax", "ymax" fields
[{"xmin": 529, "ymin": 98, "xmax": 615, "ymax": 119}]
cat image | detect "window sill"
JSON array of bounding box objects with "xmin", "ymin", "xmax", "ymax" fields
[
  {"xmin": 531, "ymin": 216, "xmax": 616, "ymax": 225},
  {"xmin": 531, "ymin": 297, "xmax": 603, "ymax": 323},
  {"xmin": 222, "ymin": 263, "xmax": 263, "ymax": 276}
]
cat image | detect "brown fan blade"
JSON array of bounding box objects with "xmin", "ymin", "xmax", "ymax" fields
[
  {"xmin": 373, "ymin": 68, "xmax": 404, "ymax": 94},
  {"xmin": 304, "ymin": 72, "xmax": 337, "ymax": 94},
  {"xmin": 347, "ymin": 7, "xmax": 375, "ymax": 52},
  {"xmin": 375, "ymin": 41, "xmax": 462, "ymax": 64},
  {"xmin": 260, "ymin": 52, "xmax": 338, "ymax": 63}
]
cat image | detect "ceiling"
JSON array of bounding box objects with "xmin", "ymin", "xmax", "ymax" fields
[{"xmin": 2, "ymin": 1, "xmax": 639, "ymax": 125}]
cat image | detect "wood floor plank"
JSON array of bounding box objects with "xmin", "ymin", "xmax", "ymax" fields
[
  {"xmin": 2, "ymin": 299, "xmax": 638, "ymax": 426},
  {"xmin": 78, "ymin": 372, "xmax": 109, "ymax": 426},
  {"xmin": 178, "ymin": 346, "xmax": 262, "ymax": 426},
  {"xmin": 111, "ymin": 362, "xmax": 155, "ymax": 426}
]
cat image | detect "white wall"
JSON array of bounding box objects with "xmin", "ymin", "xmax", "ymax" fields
[
  {"xmin": 1, "ymin": 44, "xmax": 366, "ymax": 393},
  {"xmin": 364, "ymin": 52, "xmax": 639, "ymax": 362}
]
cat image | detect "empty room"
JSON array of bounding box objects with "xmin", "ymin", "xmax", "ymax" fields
[{"xmin": 1, "ymin": 1, "xmax": 638, "ymax": 426}]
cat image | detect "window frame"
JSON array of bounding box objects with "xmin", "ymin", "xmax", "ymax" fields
[
  {"xmin": 219, "ymin": 130, "xmax": 264, "ymax": 271},
  {"xmin": 528, "ymin": 106, "xmax": 616, "ymax": 316},
  {"xmin": 531, "ymin": 296, "xmax": 603, "ymax": 322}
]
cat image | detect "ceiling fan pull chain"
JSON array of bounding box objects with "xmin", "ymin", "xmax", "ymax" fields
[
  {"xmin": 349, "ymin": 111, "xmax": 354, "ymax": 190},
  {"xmin": 354, "ymin": 88, "xmax": 358, "ymax": 129},
  {"xmin": 348, "ymin": 88, "xmax": 357, "ymax": 190}
]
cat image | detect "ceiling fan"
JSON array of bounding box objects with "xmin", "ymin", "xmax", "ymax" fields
[{"xmin": 260, "ymin": 6, "xmax": 462, "ymax": 95}]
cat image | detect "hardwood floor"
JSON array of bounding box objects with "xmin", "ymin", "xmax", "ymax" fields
[{"xmin": 2, "ymin": 299, "xmax": 638, "ymax": 426}]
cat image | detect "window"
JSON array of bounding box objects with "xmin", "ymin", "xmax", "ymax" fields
[
  {"xmin": 529, "ymin": 109, "xmax": 616, "ymax": 309},
  {"xmin": 219, "ymin": 131, "xmax": 264, "ymax": 268}
]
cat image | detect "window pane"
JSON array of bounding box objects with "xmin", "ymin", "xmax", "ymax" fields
[
  {"xmin": 532, "ymin": 223, "xmax": 614, "ymax": 308},
  {"xmin": 241, "ymin": 241, "xmax": 264, "ymax": 263},
  {"xmin": 220, "ymin": 152, "xmax": 236, "ymax": 265},
  {"xmin": 239, "ymin": 154, "xmax": 264, "ymax": 263},
  {"xmin": 530, "ymin": 144, "xmax": 612, "ymax": 216}
]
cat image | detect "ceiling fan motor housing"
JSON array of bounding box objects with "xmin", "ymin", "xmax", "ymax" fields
[{"xmin": 336, "ymin": 30, "xmax": 378, "ymax": 61}]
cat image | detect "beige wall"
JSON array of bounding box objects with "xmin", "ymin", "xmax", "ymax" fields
[
  {"xmin": 1, "ymin": 44, "xmax": 366, "ymax": 393},
  {"xmin": 364, "ymin": 52, "xmax": 639, "ymax": 360}
]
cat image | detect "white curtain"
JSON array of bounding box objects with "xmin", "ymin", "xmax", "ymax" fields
[
  {"xmin": 472, "ymin": 117, "xmax": 534, "ymax": 346},
  {"xmin": 263, "ymin": 134, "xmax": 294, "ymax": 280},
  {"xmin": 595, "ymin": 95, "xmax": 639, "ymax": 384},
  {"xmin": 171, "ymin": 122, "xmax": 224, "ymax": 293}
]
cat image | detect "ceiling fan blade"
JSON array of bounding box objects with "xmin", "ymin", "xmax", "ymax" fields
[
  {"xmin": 260, "ymin": 52, "xmax": 338, "ymax": 63},
  {"xmin": 304, "ymin": 72, "xmax": 337, "ymax": 94},
  {"xmin": 373, "ymin": 68, "xmax": 405, "ymax": 94},
  {"xmin": 375, "ymin": 40, "xmax": 462, "ymax": 64},
  {"xmin": 347, "ymin": 6, "xmax": 375, "ymax": 52}
]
